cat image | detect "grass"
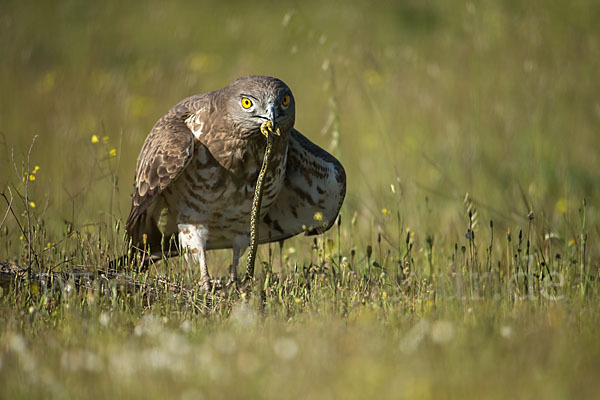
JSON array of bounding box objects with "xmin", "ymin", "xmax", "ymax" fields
[{"xmin": 1, "ymin": 0, "xmax": 600, "ymax": 398}]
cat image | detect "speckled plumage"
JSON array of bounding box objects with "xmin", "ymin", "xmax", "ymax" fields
[{"xmin": 125, "ymin": 76, "xmax": 345, "ymax": 287}]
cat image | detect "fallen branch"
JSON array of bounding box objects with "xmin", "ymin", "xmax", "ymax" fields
[{"xmin": 0, "ymin": 260, "xmax": 232, "ymax": 311}]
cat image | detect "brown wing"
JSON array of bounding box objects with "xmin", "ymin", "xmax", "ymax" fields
[
  {"xmin": 259, "ymin": 129, "xmax": 346, "ymax": 243},
  {"xmin": 125, "ymin": 97, "xmax": 206, "ymax": 239}
]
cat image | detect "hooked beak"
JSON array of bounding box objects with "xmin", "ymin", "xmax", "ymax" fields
[
  {"xmin": 265, "ymin": 104, "xmax": 277, "ymax": 128},
  {"xmin": 259, "ymin": 104, "xmax": 280, "ymax": 137}
]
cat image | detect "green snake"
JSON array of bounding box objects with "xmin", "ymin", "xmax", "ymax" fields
[{"xmin": 245, "ymin": 120, "xmax": 279, "ymax": 281}]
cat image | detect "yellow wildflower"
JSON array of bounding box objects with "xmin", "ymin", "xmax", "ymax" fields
[
  {"xmin": 29, "ymin": 174, "xmax": 35, "ymax": 181},
  {"xmin": 555, "ymin": 198, "xmax": 568, "ymax": 215},
  {"xmin": 103, "ymin": 136, "xmax": 109, "ymax": 144},
  {"xmin": 91, "ymin": 135, "xmax": 99, "ymax": 144},
  {"xmin": 33, "ymin": 165, "xmax": 40, "ymax": 173},
  {"xmin": 109, "ymin": 148, "xmax": 117, "ymax": 157},
  {"xmin": 314, "ymin": 211, "xmax": 323, "ymax": 221},
  {"xmin": 29, "ymin": 201, "xmax": 36, "ymax": 208}
]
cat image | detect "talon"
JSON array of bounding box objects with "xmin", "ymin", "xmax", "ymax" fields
[
  {"xmin": 200, "ymin": 277, "xmax": 212, "ymax": 292},
  {"xmin": 229, "ymin": 270, "xmax": 238, "ymax": 287},
  {"xmin": 226, "ymin": 278, "xmax": 239, "ymax": 290}
]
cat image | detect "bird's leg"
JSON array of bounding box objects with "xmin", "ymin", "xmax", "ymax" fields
[
  {"xmin": 230, "ymin": 247, "xmax": 240, "ymax": 285},
  {"xmin": 230, "ymin": 237, "xmax": 249, "ymax": 286},
  {"xmin": 178, "ymin": 223, "xmax": 211, "ymax": 291}
]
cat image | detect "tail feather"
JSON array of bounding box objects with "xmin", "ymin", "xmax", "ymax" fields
[{"xmin": 111, "ymin": 209, "xmax": 180, "ymax": 271}]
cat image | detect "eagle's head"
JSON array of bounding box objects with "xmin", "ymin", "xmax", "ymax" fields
[{"xmin": 222, "ymin": 75, "xmax": 296, "ymax": 138}]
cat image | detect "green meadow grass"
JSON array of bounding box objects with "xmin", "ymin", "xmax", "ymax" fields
[{"xmin": 1, "ymin": 1, "xmax": 599, "ymax": 398}]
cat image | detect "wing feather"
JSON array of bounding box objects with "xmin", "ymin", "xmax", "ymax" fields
[
  {"xmin": 125, "ymin": 99, "xmax": 204, "ymax": 238},
  {"xmin": 259, "ymin": 129, "xmax": 346, "ymax": 243}
]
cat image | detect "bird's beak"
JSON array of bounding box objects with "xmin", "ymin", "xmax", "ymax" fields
[
  {"xmin": 265, "ymin": 104, "xmax": 277, "ymax": 127},
  {"xmin": 261, "ymin": 104, "xmax": 280, "ymax": 137}
]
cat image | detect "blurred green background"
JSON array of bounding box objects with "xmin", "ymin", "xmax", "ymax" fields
[
  {"xmin": 1, "ymin": 0, "xmax": 599, "ymax": 256},
  {"xmin": 2, "ymin": 2, "xmax": 600, "ymax": 399}
]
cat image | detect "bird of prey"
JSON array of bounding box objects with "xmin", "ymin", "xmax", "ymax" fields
[{"xmin": 125, "ymin": 75, "xmax": 346, "ymax": 289}]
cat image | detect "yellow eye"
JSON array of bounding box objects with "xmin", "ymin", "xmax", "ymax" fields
[
  {"xmin": 281, "ymin": 94, "xmax": 291, "ymax": 108},
  {"xmin": 241, "ymin": 97, "xmax": 253, "ymax": 109}
]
